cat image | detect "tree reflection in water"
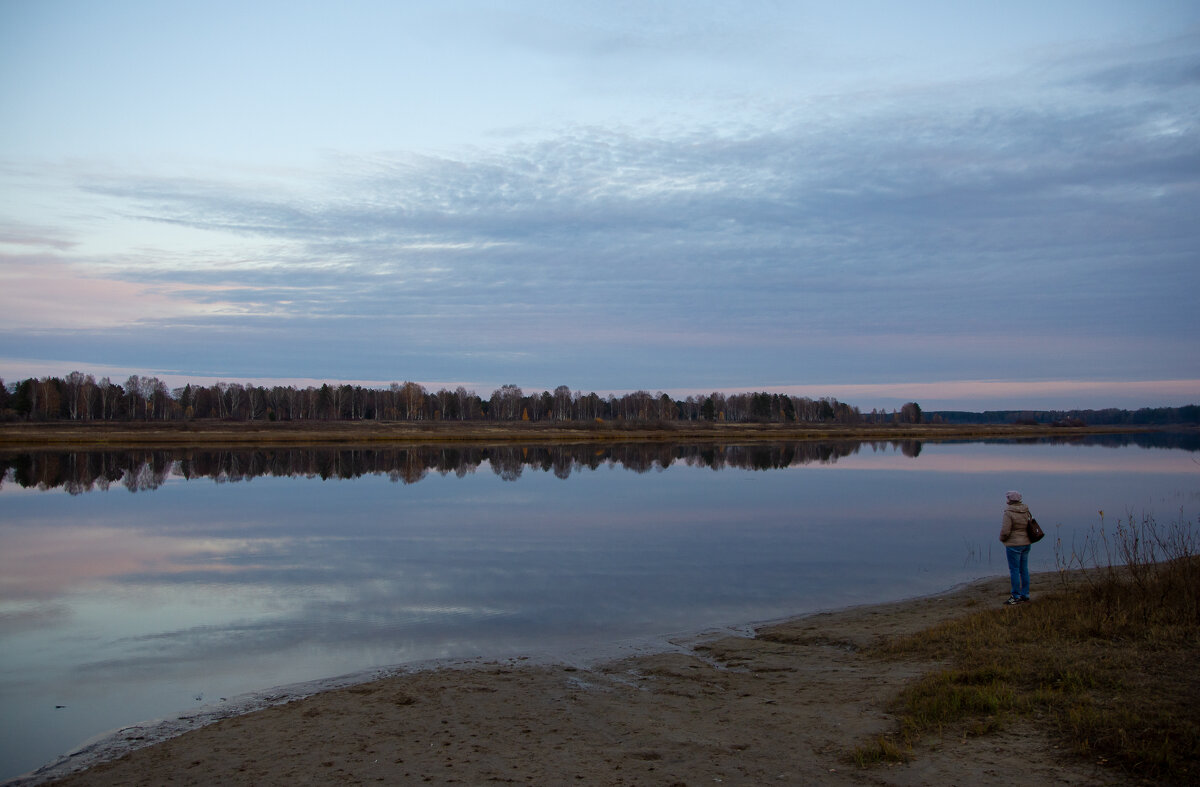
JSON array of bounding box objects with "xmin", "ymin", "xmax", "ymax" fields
[
  {"xmin": 3, "ymin": 431, "xmax": 1193, "ymax": 494},
  {"xmin": 2, "ymin": 441, "xmax": 930, "ymax": 493}
]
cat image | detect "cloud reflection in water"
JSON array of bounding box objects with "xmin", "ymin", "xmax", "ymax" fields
[{"xmin": 0, "ymin": 435, "xmax": 1197, "ymax": 781}]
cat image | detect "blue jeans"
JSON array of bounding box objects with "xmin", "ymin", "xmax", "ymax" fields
[{"xmin": 1006, "ymin": 545, "xmax": 1031, "ymax": 599}]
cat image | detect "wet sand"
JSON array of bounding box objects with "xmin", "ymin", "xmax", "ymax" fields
[{"xmin": 30, "ymin": 573, "xmax": 1117, "ymax": 786}]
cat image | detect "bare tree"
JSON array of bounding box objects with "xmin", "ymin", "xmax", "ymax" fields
[
  {"xmin": 213, "ymin": 383, "xmax": 229, "ymax": 418},
  {"xmin": 248, "ymin": 386, "xmax": 265, "ymax": 420},
  {"xmin": 552, "ymin": 385, "xmax": 571, "ymax": 421},
  {"xmin": 64, "ymin": 371, "xmax": 87, "ymax": 420},
  {"xmin": 150, "ymin": 378, "xmax": 170, "ymax": 419},
  {"xmin": 225, "ymin": 383, "xmax": 244, "ymax": 420},
  {"xmin": 96, "ymin": 376, "xmax": 114, "ymax": 420},
  {"xmin": 399, "ymin": 381, "xmax": 425, "ymax": 420},
  {"xmin": 490, "ymin": 384, "xmax": 523, "ymax": 420},
  {"xmin": 124, "ymin": 375, "xmax": 143, "ymax": 419},
  {"xmin": 455, "ymin": 386, "xmax": 477, "ymax": 420},
  {"xmin": 432, "ymin": 388, "xmax": 455, "ymax": 420}
]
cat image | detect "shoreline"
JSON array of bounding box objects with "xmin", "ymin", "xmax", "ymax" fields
[
  {"xmin": 20, "ymin": 571, "xmax": 1119, "ymax": 786},
  {"xmin": 0, "ymin": 420, "xmax": 1167, "ymax": 450}
]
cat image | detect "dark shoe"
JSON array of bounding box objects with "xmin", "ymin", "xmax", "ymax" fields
[
  {"xmin": 1004, "ymin": 596, "xmax": 1021, "ymax": 605},
  {"xmin": 1020, "ymin": 596, "xmax": 1030, "ymax": 603}
]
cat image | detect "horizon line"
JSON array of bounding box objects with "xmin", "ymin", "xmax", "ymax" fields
[{"xmin": 1, "ymin": 359, "xmax": 1197, "ymax": 412}]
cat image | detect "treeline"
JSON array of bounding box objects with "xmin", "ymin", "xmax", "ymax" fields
[
  {"xmin": 0, "ymin": 372, "xmax": 925, "ymax": 425},
  {"xmin": 0, "ymin": 440, "xmax": 925, "ymax": 493},
  {"xmin": 927, "ymin": 406, "xmax": 1200, "ymax": 426}
]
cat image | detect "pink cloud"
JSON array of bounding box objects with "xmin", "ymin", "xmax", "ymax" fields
[
  {"xmin": 0, "ymin": 524, "xmax": 277, "ymax": 601},
  {"xmin": 0, "ymin": 257, "xmax": 229, "ymax": 330},
  {"xmin": 0, "ymin": 223, "xmax": 77, "ymax": 251}
]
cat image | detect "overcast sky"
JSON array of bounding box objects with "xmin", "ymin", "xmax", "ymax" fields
[{"xmin": 1, "ymin": 1, "xmax": 1197, "ymax": 410}]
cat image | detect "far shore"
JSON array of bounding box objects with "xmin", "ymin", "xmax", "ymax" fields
[{"xmin": 0, "ymin": 420, "xmax": 1168, "ymax": 450}]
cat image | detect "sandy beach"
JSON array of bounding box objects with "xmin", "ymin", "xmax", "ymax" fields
[{"xmin": 27, "ymin": 573, "xmax": 1119, "ymax": 786}]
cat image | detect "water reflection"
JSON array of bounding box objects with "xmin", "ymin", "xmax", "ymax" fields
[
  {"xmin": 1, "ymin": 440, "xmax": 918, "ymax": 492},
  {"xmin": 3, "ymin": 432, "xmax": 1194, "ymax": 494},
  {"xmin": 0, "ymin": 434, "xmax": 1196, "ymax": 782}
]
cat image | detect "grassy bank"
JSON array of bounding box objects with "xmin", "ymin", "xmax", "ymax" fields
[
  {"xmin": 853, "ymin": 513, "xmax": 1200, "ymax": 783},
  {"xmin": 0, "ymin": 419, "xmax": 1160, "ymax": 449}
]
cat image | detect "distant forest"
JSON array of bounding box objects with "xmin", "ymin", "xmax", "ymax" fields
[
  {"xmin": 1, "ymin": 372, "xmax": 1195, "ymax": 425},
  {"xmin": 0, "ymin": 372, "xmax": 916, "ymax": 424},
  {"xmin": 927, "ymin": 407, "xmax": 1200, "ymax": 426}
]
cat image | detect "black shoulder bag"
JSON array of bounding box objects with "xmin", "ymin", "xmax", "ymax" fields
[{"xmin": 1027, "ymin": 515, "xmax": 1045, "ymax": 543}]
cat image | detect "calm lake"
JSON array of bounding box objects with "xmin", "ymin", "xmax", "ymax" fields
[{"xmin": 2, "ymin": 434, "xmax": 1198, "ymax": 781}]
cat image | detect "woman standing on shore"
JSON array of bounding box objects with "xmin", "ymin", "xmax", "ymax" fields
[{"xmin": 1000, "ymin": 490, "xmax": 1033, "ymax": 605}]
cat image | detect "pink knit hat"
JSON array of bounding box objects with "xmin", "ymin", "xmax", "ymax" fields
[{"xmin": 1006, "ymin": 490, "xmax": 1023, "ymax": 503}]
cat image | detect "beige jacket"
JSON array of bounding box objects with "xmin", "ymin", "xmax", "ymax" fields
[{"xmin": 1000, "ymin": 502, "xmax": 1032, "ymax": 546}]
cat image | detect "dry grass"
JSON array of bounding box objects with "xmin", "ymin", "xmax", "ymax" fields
[
  {"xmin": 853, "ymin": 513, "xmax": 1200, "ymax": 783},
  {"xmin": 0, "ymin": 419, "xmax": 1154, "ymax": 449}
]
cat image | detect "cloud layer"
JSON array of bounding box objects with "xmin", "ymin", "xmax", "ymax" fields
[{"xmin": 1, "ymin": 7, "xmax": 1197, "ymax": 407}]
